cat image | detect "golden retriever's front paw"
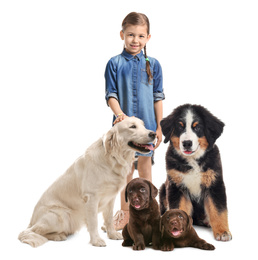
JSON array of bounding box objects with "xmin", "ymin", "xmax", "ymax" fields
[
  {"xmin": 215, "ymin": 231, "xmax": 232, "ymax": 241},
  {"xmin": 108, "ymin": 231, "xmax": 123, "ymax": 240},
  {"xmin": 91, "ymin": 237, "xmax": 106, "ymax": 247}
]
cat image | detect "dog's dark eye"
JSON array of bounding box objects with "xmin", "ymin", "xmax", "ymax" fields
[
  {"xmin": 167, "ymin": 216, "xmax": 170, "ymax": 220},
  {"xmin": 140, "ymin": 188, "xmax": 146, "ymax": 193},
  {"xmin": 129, "ymin": 189, "xmax": 133, "ymax": 193},
  {"xmin": 178, "ymin": 122, "xmax": 184, "ymax": 130},
  {"xmin": 178, "ymin": 214, "xmax": 183, "ymax": 219},
  {"xmin": 194, "ymin": 125, "xmax": 201, "ymax": 132},
  {"xmin": 130, "ymin": 125, "xmax": 136, "ymax": 129}
]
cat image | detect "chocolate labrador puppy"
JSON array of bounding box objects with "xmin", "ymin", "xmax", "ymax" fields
[
  {"xmin": 122, "ymin": 178, "xmax": 160, "ymax": 250},
  {"xmin": 160, "ymin": 209, "xmax": 215, "ymax": 251}
]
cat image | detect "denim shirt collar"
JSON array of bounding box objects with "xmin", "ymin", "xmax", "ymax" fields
[{"xmin": 121, "ymin": 49, "xmax": 144, "ymax": 61}]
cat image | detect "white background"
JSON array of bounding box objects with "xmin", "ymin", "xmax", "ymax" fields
[{"xmin": 1, "ymin": 0, "xmax": 257, "ymax": 259}]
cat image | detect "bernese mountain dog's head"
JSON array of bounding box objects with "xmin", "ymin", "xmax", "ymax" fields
[{"xmin": 161, "ymin": 104, "xmax": 225, "ymax": 158}]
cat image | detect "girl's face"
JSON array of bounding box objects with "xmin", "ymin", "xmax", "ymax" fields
[{"xmin": 120, "ymin": 25, "xmax": 151, "ymax": 55}]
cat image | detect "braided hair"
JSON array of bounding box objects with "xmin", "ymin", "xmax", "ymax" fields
[{"xmin": 122, "ymin": 12, "xmax": 153, "ymax": 84}]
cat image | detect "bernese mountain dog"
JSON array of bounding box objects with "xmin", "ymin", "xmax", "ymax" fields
[{"xmin": 159, "ymin": 104, "xmax": 232, "ymax": 241}]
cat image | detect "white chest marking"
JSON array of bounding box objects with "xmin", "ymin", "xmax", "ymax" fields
[{"xmin": 180, "ymin": 159, "xmax": 202, "ymax": 199}]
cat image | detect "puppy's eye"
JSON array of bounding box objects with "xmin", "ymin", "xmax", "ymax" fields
[
  {"xmin": 194, "ymin": 125, "xmax": 201, "ymax": 132},
  {"xmin": 140, "ymin": 188, "xmax": 146, "ymax": 193},
  {"xmin": 178, "ymin": 122, "xmax": 184, "ymax": 130},
  {"xmin": 178, "ymin": 214, "xmax": 183, "ymax": 219},
  {"xmin": 129, "ymin": 189, "xmax": 133, "ymax": 193},
  {"xmin": 167, "ymin": 216, "xmax": 170, "ymax": 220},
  {"xmin": 130, "ymin": 125, "xmax": 136, "ymax": 129}
]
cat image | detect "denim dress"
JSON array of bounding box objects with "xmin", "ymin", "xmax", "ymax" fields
[{"xmin": 105, "ymin": 49, "xmax": 165, "ymax": 157}]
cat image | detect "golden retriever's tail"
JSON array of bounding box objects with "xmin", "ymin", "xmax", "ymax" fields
[{"xmin": 18, "ymin": 227, "xmax": 48, "ymax": 248}]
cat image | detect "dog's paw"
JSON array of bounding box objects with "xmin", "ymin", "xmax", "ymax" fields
[
  {"xmin": 215, "ymin": 231, "xmax": 232, "ymax": 241},
  {"xmin": 91, "ymin": 237, "xmax": 106, "ymax": 247},
  {"xmin": 200, "ymin": 242, "xmax": 215, "ymax": 250},
  {"xmin": 133, "ymin": 242, "xmax": 145, "ymax": 250},
  {"xmin": 161, "ymin": 243, "xmax": 174, "ymax": 251},
  {"xmin": 101, "ymin": 225, "xmax": 107, "ymax": 233},
  {"xmin": 108, "ymin": 231, "xmax": 123, "ymax": 240}
]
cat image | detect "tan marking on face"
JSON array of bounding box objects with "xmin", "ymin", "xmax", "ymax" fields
[
  {"xmin": 193, "ymin": 121, "xmax": 198, "ymax": 127},
  {"xmin": 171, "ymin": 136, "xmax": 180, "ymax": 150},
  {"xmin": 198, "ymin": 136, "xmax": 209, "ymax": 150},
  {"xmin": 179, "ymin": 121, "xmax": 184, "ymax": 127}
]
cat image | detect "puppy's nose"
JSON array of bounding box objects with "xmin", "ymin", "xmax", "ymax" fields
[
  {"xmin": 182, "ymin": 140, "xmax": 192, "ymax": 149},
  {"xmin": 149, "ymin": 132, "xmax": 156, "ymax": 139},
  {"xmin": 170, "ymin": 219, "xmax": 177, "ymax": 225}
]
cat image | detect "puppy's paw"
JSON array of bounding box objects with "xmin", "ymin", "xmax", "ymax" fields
[
  {"xmin": 161, "ymin": 243, "xmax": 174, "ymax": 251},
  {"xmin": 152, "ymin": 243, "xmax": 160, "ymax": 250},
  {"xmin": 133, "ymin": 242, "xmax": 145, "ymax": 250},
  {"xmin": 122, "ymin": 239, "xmax": 133, "ymax": 247},
  {"xmin": 91, "ymin": 237, "xmax": 106, "ymax": 247},
  {"xmin": 200, "ymin": 242, "xmax": 215, "ymax": 250},
  {"xmin": 108, "ymin": 231, "xmax": 123, "ymax": 240},
  {"xmin": 215, "ymin": 231, "xmax": 232, "ymax": 241}
]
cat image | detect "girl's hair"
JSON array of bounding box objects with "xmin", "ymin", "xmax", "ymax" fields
[{"xmin": 122, "ymin": 12, "xmax": 153, "ymax": 83}]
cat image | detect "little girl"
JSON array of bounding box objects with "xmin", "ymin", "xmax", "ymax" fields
[{"xmin": 105, "ymin": 12, "xmax": 165, "ymax": 230}]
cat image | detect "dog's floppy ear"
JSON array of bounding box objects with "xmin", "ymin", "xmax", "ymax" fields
[
  {"xmin": 124, "ymin": 182, "xmax": 130, "ymax": 203},
  {"xmin": 196, "ymin": 105, "xmax": 225, "ymax": 149},
  {"xmin": 160, "ymin": 113, "xmax": 175, "ymax": 144},
  {"xmin": 186, "ymin": 213, "xmax": 193, "ymax": 230},
  {"xmin": 104, "ymin": 126, "xmax": 122, "ymax": 155},
  {"xmin": 144, "ymin": 179, "xmax": 158, "ymax": 199},
  {"xmin": 161, "ymin": 105, "xmax": 189, "ymax": 143}
]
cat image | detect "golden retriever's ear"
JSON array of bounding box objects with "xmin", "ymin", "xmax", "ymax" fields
[{"xmin": 104, "ymin": 128, "xmax": 121, "ymax": 154}]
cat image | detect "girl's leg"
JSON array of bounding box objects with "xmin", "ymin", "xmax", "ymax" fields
[{"xmin": 137, "ymin": 156, "xmax": 152, "ymax": 182}]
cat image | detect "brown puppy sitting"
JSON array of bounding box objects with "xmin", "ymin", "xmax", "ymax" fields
[
  {"xmin": 160, "ymin": 209, "xmax": 215, "ymax": 251},
  {"xmin": 122, "ymin": 178, "xmax": 160, "ymax": 250}
]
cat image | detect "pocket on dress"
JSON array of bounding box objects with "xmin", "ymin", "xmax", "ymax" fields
[{"xmin": 141, "ymin": 68, "xmax": 153, "ymax": 86}]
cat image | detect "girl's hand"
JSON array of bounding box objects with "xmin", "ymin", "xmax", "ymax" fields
[
  {"xmin": 113, "ymin": 113, "xmax": 128, "ymax": 124},
  {"xmin": 154, "ymin": 126, "xmax": 162, "ymax": 149}
]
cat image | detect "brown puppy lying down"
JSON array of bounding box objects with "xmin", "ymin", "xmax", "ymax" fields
[
  {"xmin": 160, "ymin": 209, "xmax": 215, "ymax": 251},
  {"xmin": 122, "ymin": 178, "xmax": 160, "ymax": 250}
]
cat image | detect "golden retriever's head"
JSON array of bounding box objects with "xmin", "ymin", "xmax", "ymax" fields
[{"xmin": 104, "ymin": 117, "xmax": 156, "ymax": 155}]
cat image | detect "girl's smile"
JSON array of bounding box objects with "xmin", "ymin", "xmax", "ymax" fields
[{"xmin": 120, "ymin": 25, "xmax": 151, "ymax": 55}]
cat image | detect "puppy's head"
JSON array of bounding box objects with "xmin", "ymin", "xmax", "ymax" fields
[
  {"xmin": 125, "ymin": 178, "xmax": 158, "ymax": 211},
  {"xmin": 104, "ymin": 117, "xmax": 156, "ymax": 155},
  {"xmin": 161, "ymin": 104, "xmax": 224, "ymax": 158},
  {"xmin": 160, "ymin": 209, "xmax": 192, "ymax": 239}
]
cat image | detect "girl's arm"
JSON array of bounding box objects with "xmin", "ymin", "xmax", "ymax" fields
[
  {"xmin": 108, "ymin": 97, "xmax": 127, "ymax": 124},
  {"xmin": 154, "ymin": 100, "xmax": 163, "ymax": 149}
]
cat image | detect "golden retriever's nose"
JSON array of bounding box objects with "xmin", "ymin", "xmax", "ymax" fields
[{"xmin": 149, "ymin": 132, "xmax": 156, "ymax": 139}]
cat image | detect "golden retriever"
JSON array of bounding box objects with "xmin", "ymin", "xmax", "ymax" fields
[{"xmin": 18, "ymin": 117, "xmax": 156, "ymax": 247}]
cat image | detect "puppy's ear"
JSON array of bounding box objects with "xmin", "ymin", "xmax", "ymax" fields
[
  {"xmin": 195, "ymin": 105, "xmax": 225, "ymax": 149},
  {"xmin": 145, "ymin": 179, "xmax": 158, "ymax": 199},
  {"xmin": 186, "ymin": 214, "xmax": 193, "ymax": 230},
  {"xmin": 124, "ymin": 182, "xmax": 130, "ymax": 203},
  {"xmin": 160, "ymin": 114, "xmax": 175, "ymax": 144}
]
